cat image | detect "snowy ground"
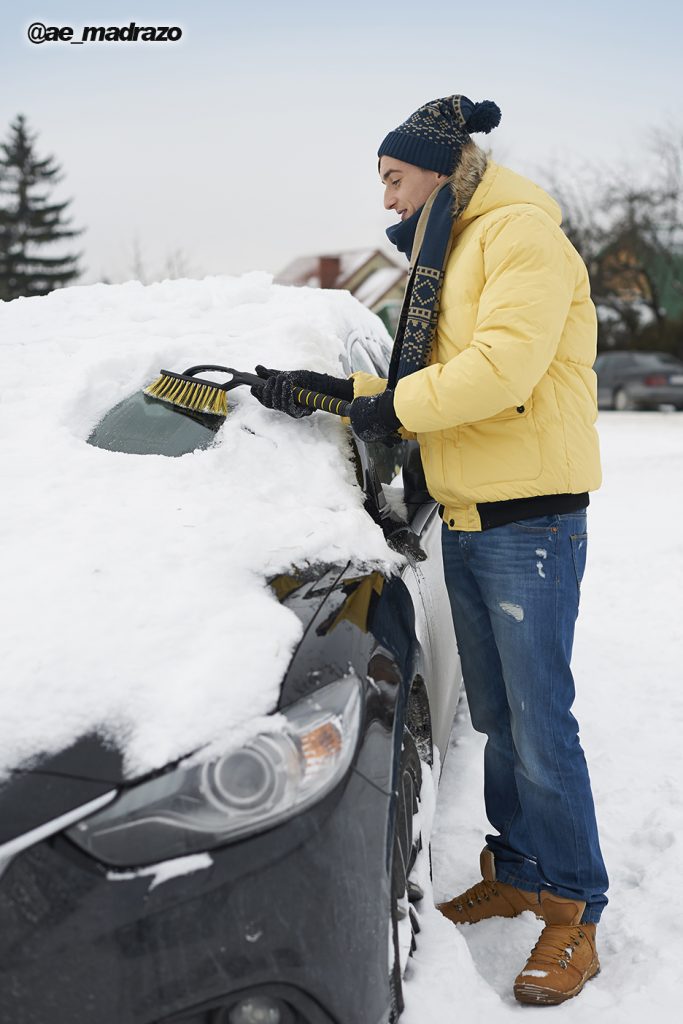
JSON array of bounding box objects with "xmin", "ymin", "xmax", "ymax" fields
[{"xmin": 403, "ymin": 411, "xmax": 683, "ymax": 1022}]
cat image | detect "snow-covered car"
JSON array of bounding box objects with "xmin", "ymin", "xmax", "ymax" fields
[{"xmin": 0, "ymin": 278, "xmax": 461, "ymax": 1024}]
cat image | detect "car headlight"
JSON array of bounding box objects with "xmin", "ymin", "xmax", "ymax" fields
[{"xmin": 67, "ymin": 675, "xmax": 362, "ymax": 867}]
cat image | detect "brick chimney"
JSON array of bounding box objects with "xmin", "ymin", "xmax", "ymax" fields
[{"xmin": 318, "ymin": 256, "xmax": 341, "ymax": 290}]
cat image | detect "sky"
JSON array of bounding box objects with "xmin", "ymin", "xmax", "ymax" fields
[{"xmin": 1, "ymin": 0, "xmax": 681, "ymax": 285}]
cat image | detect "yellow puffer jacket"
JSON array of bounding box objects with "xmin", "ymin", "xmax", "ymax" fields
[{"xmin": 353, "ymin": 160, "xmax": 601, "ymax": 531}]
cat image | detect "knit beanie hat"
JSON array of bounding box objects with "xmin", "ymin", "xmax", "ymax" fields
[{"xmin": 378, "ymin": 94, "xmax": 501, "ymax": 176}]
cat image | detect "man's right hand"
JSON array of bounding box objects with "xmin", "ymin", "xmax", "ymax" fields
[{"xmin": 251, "ymin": 366, "xmax": 354, "ymax": 419}]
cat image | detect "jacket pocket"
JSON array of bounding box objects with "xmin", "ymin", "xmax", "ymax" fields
[
  {"xmin": 460, "ymin": 399, "xmax": 542, "ymax": 489},
  {"xmin": 483, "ymin": 396, "xmax": 534, "ymax": 423},
  {"xmin": 416, "ymin": 432, "xmax": 448, "ymax": 498}
]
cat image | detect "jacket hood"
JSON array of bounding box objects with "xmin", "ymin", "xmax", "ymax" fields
[{"xmin": 452, "ymin": 152, "xmax": 562, "ymax": 236}]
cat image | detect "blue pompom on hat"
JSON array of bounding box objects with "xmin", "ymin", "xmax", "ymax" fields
[{"xmin": 378, "ymin": 95, "xmax": 501, "ymax": 176}]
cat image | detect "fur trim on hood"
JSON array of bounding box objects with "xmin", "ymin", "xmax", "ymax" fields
[{"xmin": 451, "ymin": 141, "xmax": 488, "ymax": 219}]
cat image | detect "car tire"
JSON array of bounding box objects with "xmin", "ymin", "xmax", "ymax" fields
[
  {"xmin": 389, "ymin": 728, "xmax": 424, "ymax": 1023},
  {"xmin": 613, "ymin": 387, "xmax": 636, "ymax": 411}
]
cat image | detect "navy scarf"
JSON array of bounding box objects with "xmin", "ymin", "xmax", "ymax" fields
[
  {"xmin": 386, "ymin": 207, "xmax": 423, "ymax": 259},
  {"xmin": 385, "ymin": 183, "xmax": 455, "ymax": 389}
]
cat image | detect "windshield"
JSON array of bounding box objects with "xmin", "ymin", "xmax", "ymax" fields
[
  {"xmin": 630, "ymin": 353, "xmax": 683, "ymax": 369},
  {"xmin": 87, "ymin": 392, "xmax": 222, "ymax": 456}
]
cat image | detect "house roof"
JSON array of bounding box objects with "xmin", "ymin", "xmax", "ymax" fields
[
  {"xmin": 275, "ymin": 248, "xmax": 404, "ymax": 293},
  {"xmin": 353, "ymin": 265, "xmax": 406, "ymax": 308}
]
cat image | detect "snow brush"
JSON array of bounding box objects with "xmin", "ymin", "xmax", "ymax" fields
[{"xmin": 144, "ymin": 364, "xmax": 353, "ymax": 418}]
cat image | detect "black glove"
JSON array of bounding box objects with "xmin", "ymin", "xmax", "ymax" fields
[
  {"xmin": 349, "ymin": 390, "xmax": 402, "ymax": 445},
  {"xmin": 251, "ymin": 366, "xmax": 354, "ymax": 419}
]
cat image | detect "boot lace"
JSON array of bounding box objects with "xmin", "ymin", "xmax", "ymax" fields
[
  {"xmin": 451, "ymin": 880, "xmax": 500, "ymax": 910},
  {"xmin": 527, "ymin": 925, "xmax": 586, "ymax": 971}
]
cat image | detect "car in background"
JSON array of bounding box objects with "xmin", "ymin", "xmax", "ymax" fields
[
  {"xmin": 0, "ymin": 329, "xmax": 461, "ymax": 1024},
  {"xmin": 594, "ymin": 350, "xmax": 683, "ymax": 410}
]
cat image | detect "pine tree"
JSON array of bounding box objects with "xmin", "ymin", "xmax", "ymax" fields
[{"xmin": 0, "ymin": 115, "xmax": 83, "ymax": 301}]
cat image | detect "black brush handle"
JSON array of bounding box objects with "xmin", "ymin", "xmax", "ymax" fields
[
  {"xmin": 224, "ymin": 369, "xmax": 265, "ymax": 389},
  {"xmin": 224, "ymin": 367, "xmax": 351, "ymax": 416},
  {"xmin": 182, "ymin": 365, "xmax": 264, "ymax": 390},
  {"xmin": 179, "ymin": 365, "xmax": 351, "ymax": 417}
]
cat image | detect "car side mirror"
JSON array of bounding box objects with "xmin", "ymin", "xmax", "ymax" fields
[{"xmin": 384, "ymin": 519, "xmax": 428, "ymax": 561}]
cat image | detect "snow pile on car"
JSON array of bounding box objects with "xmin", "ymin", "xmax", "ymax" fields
[{"xmin": 0, "ymin": 273, "xmax": 401, "ymax": 779}]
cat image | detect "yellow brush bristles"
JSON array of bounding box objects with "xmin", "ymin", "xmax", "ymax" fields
[{"xmin": 144, "ymin": 374, "xmax": 228, "ymax": 417}]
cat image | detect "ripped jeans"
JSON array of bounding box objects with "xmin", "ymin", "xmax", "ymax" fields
[{"xmin": 441, "ymin": 512, "xmax": 608, "ymax": 923}]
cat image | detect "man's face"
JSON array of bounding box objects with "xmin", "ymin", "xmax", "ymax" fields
[{"xmin": 379, "ymin": 156, "xmax": 445, "ymax": 221}]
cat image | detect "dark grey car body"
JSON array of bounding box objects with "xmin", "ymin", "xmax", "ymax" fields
[{"xmin": 595, "ymin": 350, "xmax": 683, "ymax": 410}]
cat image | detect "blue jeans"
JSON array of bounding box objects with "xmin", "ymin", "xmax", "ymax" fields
[{"xmin": 441, "ymin": 512, "xmax": 608, "ymax": 924}]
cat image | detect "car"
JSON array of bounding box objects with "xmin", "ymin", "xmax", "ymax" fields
[
  {"xmin": 594, "ymin": 350, "xmax": 683, "ymax": 410},
  {"xmin": 0, "ymin": 308, "xmax": 462, "ymax": 1024}
]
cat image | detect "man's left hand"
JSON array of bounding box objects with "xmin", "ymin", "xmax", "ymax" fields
[{"xmin": 349, "ymin": 390, "xmax": 402, "ymax": 444}]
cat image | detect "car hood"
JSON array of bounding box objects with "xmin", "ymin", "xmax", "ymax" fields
[
  {"xmin": 0, "ymin": 561, "xmax": 392, "ymax": 848},
  {"xmin": 0, "ymin": 744, "xmax": 121, "ymax": 850},
  {"xmin": 3, "ymin": 563, "xmax": 345, "ymax": 779},
  {"xmin": 0, "ymin": 277, "xmax": 400, "ymax": 786}
]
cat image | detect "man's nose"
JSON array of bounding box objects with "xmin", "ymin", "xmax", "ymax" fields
[{"xmin": 384, "ymin": 188, "xmax": 396, "ymax": 211}]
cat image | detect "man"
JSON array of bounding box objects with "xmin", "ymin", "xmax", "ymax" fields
[{"xmin": 253, "ymin": 94, "xmax": 608, "ymax": 1006}]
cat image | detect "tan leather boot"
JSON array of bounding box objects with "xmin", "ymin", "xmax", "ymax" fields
[
  {"xmin": 513, "ymin": 891, "xmax": 600, "ymax": 1005},
  {"xmin": 437, "ymin": 847, "xmax": 541, "ymax": 925}
]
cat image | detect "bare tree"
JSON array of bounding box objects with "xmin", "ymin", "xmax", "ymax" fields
[
  {"xmin": 101, "ymin": 240, "xmax": 197, "ymax": 285},
  {"xmin": 130, "ymin": 236, "xmax": 148, "ymax": 284},
  {"xmin": 543, "ymin": 130, "xmax": 683, "ymax": 354},
  {"xmin": 163, "ymin": 247, "xmax": 192, "ymax": 280}
]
